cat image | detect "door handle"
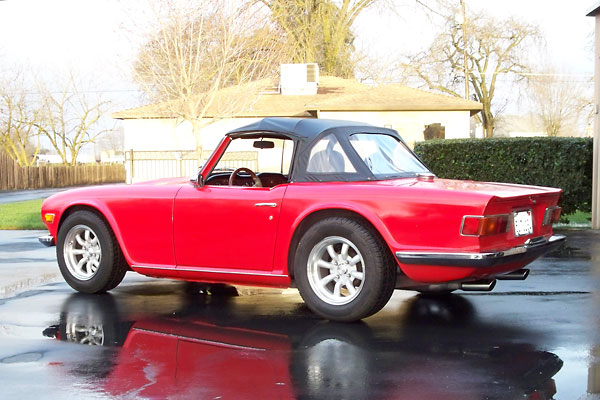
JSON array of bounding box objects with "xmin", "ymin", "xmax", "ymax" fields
[{"xmin": 254, "ymin": 203, "xmax": 277, "ymax": 207}]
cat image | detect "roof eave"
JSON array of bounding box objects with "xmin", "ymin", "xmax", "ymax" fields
[
  {"xmin": 111, "ymin": 111, "xmax": 314, "ymax": 120},
  {"xmin": 307, "ymin": 106, "xmax": 483, "ymax": 113},
  {"xmin": 587, "ymin": 2, "xmax": 600, "ymax": 16}
]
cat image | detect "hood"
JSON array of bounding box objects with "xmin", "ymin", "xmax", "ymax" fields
[
  {"xmin": 131, "ymin": 177, "xmax": 191, "ymax": 186},
  {"xmin": 44, "ymin": 178, "xmax": 189, "ymax": 205}
]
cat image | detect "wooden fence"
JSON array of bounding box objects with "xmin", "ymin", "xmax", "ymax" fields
[{"xmin": 0, "ymin": 151, "xmax": 126, "ymax": 191}]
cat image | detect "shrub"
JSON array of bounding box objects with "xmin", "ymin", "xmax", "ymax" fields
[{"xmin": 414, "ymin": 137, "xmax": 593, "ymax": 215}]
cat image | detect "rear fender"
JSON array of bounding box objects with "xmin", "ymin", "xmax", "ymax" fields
[{"xmin": 284, "ymin": 203, "xmax": 397, "ymax": 277}]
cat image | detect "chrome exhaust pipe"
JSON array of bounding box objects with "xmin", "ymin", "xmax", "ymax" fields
[
  {"xmin": 496, "ymin": 268, "xmax": 530, "ymax": 281},
  {"xmin": 460, "ymin": 279, "xmax": 496, "ymax": 292}
]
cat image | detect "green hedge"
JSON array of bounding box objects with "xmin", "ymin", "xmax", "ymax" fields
[{"xmin": 414, "ymin": 137, "xmax": 593, "ymax": 215}]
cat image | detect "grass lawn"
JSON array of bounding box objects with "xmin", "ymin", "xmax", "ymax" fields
[
  {"xmin": 0, "ymin": 198, "xmax": 593, "ymax": 230},
  {"xmin": 555, "ymin": 210, "xmax": 592, "ymax": 229},
  {"xmin": 0, "ymin": 199, "xmax": 46, "ymax": 230}
]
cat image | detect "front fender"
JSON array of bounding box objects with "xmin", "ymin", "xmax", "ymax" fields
[{"xmin": 42, "ymin": 198, "xmax": 133, "ymax": 265}]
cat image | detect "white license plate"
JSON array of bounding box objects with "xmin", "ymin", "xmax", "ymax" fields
[{"xmin": 513, "ymin": 210, "xmax": 533, "ymax": 237}]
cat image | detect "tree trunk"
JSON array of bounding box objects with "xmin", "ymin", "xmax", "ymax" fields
[{"xmin": 481, "ymin": 105, "xmax": 494, "ymax": 138}]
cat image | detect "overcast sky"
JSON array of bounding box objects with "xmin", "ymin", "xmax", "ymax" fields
[
  {"xmin": 0, "ymin": 0, "xmax": 595, "ymax": 106},
  {"xmin": 357, "ymin": 0, "xmax": 594, "ymax": 75}
]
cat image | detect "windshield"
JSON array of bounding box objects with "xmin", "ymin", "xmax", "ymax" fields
[
  {"xmin": 349, "ymin": 133, "xmax": 429, "ymax": 178},
  {"xmin": 214, "ymin": 137, "xmax": 294, "ymax": 175}
]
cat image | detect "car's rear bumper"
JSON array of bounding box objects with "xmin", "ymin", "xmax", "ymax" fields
[
  {"xmin": 38, "ymin": 235, "xmax": 55, "ymax": 247},
  {"xmin": 395, "ymin": 235, "xmax": 565, "ymax": 268}
]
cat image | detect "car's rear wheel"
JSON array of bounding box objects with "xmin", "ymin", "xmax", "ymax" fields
[
  {"xmin": 57, "ymin": 210, "xmax": 127, "ymax": 293},
  {"xmin": 294, "ymin": 217, "xmax": 396, "ymax": 321}
]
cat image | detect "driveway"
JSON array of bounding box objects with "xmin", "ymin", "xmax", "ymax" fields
[
  {"xmin": 0, "ymin": 230, "xmax": 60, "ymax": 298},
  {"xmin": 0, "ymin": 229, "xmax": 598, "ymax": 399},
  {"xmin": 0, "ymin": 184, "xmax": 123, "ymax": 204},
  {"xmin": 0, "ymin": 188, "xmax": 69, "ymax": 204}
]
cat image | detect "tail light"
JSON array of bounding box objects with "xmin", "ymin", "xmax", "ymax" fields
[
  {"xmin": 461, "ymin": 215, "xmax": 509, "ymax": 237},
  {"xmin": 543, "ymin": 206, "xmax": 561, "ymax": 226}
]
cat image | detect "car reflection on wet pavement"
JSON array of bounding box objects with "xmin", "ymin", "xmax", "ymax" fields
[
  {"xmin": 33, "ymin": 290, "xmax": 562, "ymax": 399},
  {"xmin": 0, "ymin": 229, "xmax": 599, "ymax": 399}
]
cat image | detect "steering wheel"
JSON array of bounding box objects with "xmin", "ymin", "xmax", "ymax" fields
[{"xmin": 228, "ymin": 167, "xmax": 263, "ymax": 187}]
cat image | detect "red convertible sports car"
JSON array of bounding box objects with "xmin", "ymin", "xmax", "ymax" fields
[{"xmin": 39, "ymin": 118, "xmax": 565, "ymax": 321}]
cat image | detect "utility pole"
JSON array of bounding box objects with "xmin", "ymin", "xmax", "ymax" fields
[
  {"xmin": 460, "ymin": 0, "xmax": 469, "ymax": 100},
  {"xmin": 588, "ymin": 4, "xmax": 600, "ymax": 230}
]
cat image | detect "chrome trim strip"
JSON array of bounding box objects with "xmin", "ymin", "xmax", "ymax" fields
[
  {"xmin": 395, "ymin": 247, "xmax": 526, "ymax": 261},
  {"xmin": 254, "ymin": 202, "xmax": 277, "ymax": 207},
  {"xmin": 131, "ymin": 264, "xmax": 288, "ymax": 278},
  {"xmin": 38, "ymin": 235, "xmax": 55, "ymax": 247},
  {"xmin": 416, "ymin": 172, "xmax": 435, "ymax": 182},
  {"xmin": 395, "ymin": 234, "xmax": 565, "ymax": 268},
  {"xmin": 132, "ymin": 328, "xmax": 266, "ymax": 351}
]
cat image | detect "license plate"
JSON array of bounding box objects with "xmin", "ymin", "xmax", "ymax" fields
[{"xmin": 513, "ymin": 210, "xmax": 533, "ymax": 237}]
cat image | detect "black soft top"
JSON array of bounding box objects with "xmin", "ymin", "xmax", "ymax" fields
[
  {"xmin": 225, "ymin": 117, "xmax": 424, "ymax": 183},
  {"xmin": 227, "ymin": 117, "xmax": 396, "ymax": 141}
]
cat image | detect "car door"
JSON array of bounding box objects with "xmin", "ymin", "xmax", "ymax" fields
[{"xmin": 173, "ymin": 183, "xmax": 287, "ymax": 271}]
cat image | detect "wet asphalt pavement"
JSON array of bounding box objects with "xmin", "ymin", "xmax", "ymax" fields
[
  {"xmin": 0, "ymin": 230, "xmax": 598, "ymax": 399},
  {"xmin": 0, "ymin": 188, "xmax": 70, "ymax": 204}
]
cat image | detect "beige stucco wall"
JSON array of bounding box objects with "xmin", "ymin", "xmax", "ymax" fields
[
  {"xmin": 123, "ymin": 117, "xmax": 262, "ymax": 154},
  {"xmin": 318, "ymin": 110, "xmax": 471, "ymax": 147},
  {"xmin": 122, "ymin": 111, "xmax": 472, "ymax": 153},
  {"xmin": 121, "ymin": 111, "xmax": 472, "ymax": 182},
  {"xmin": 122, "ymin": 117, "xmax": 262, "ymax": 183}
]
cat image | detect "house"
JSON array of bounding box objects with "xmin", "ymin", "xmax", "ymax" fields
[{"xmin": 113, "ymin": 65, "xmax": 482, "ymax": 183}]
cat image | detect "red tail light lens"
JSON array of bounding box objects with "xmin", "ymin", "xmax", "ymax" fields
[
  {"xmin": 461, "ymin": 215, "xmax": 509, "ymax": 237},
  {"xmin": 543, "ymin": 206, "xmax": 561, "ymax": 226}
]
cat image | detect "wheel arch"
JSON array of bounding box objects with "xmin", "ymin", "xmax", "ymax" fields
[
  {"xmin": 287, "ymin": 207, "xmax": 398, "ymax": 279},
  {"xmin": 57, "ymin": 203, "xmax": 131, "ymax": 268}
]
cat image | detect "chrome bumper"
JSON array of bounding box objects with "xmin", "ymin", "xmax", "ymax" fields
[
  {"xmin": 395, "ymin": 235, "xmax": 566, "ymax": 268},
  {"xmin": 38, "ymin": 235, "xmax": 55, "ymax": 247}
]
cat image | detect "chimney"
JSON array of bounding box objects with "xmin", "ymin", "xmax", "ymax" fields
[{"xmin": 280, "ymin": 63, "xmax": 319, "ymax": 95}]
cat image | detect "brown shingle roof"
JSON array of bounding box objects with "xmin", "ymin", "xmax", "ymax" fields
[{"xmin": 112, "ymin": 76, "xmax": 482, "ymax": 119}]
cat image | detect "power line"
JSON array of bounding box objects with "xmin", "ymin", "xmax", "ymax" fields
[{"xmin": 22, "ymin": 89, "xmax": 144, "ymax": 95}]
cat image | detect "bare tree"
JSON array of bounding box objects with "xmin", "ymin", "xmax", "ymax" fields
[
  {"xmin": 0, "ymin": 75, "xmax": 41, "ymax": 166},
  {"xmin": 35, "ymin": 77, "xmax": 111, "ymax": 165},
  {"xmin": 404, "ymin": 2, "xmax": 540, "ymax": 137},
  {"xmin": 260, "ymin": 0, "xmax": 381, "ymax": 78},
  {"xmin": 132, "ymin": 0, "xmax": 286, "ymax": 155},
  {"xmin": 527, "ymin": 65, "xmax": 592, "ymax": 137},
  {"xmin": 96, "ymin": 125, "xmax": 125, "ymax": 159}
]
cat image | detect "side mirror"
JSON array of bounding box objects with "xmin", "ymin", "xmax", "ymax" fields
[{"xmin": 193, "ymin": 172, "xmax": 204, "ymax": 187}]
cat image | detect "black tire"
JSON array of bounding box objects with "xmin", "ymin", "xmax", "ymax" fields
[
  {"xmin": 290, "ymin": 322, "xmax": 375, "ymax": 399},
  {"xmin": 58, "ymin": 293, "xmax": 130, "ymax": 347},
  {"xmin": 294, "ymin": 217, "xmax": 396, "ymax": 322},
  {"xmin": 57, "ymin": 210, "xmax": 127, "ymax": 293}
]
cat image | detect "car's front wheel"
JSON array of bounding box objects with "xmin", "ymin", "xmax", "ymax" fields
[
  {"xmin": 294, "ymin": 217, "xmax": 396, "ymax": 321},
  {"xmin": 57, "ymin": 210, "xmax": 127, "ymax": 293}
]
